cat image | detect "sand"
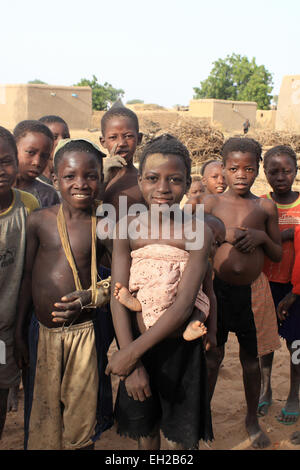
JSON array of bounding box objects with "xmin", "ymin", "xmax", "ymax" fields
[{"xmin": 1, "ymin": 335, "xmax": 299, "ymax": 451}]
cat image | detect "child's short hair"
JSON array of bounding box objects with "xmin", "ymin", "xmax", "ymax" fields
[
  {"xmin": 13, "ymin": 120, "xmax": 54, "ymax": 144},
  {"xmin": 53, "ymin": 139, "xmax": 104, "ymax": 174},
  {"xmin": 0, "ymin": 126, "xmax": 18, "ymax": 159},
  {"xmin": 138, "ymin": 134, "xmax": 191, "ymax": 181},
  {"xmin": 191, "ymin": 175, "xmax": 202, "ymax": 182},
  {"xmin": 200, "ymin": 159, "xmax": 221, "ymax": 176},
  {"xmin": 39, "ymin": 115, "xmax": 70, "ymax": 133},
  {"xmin": 221, "ymin": 137, "xmax": 262, "ymax": 169},
  {"xmin": 101, "ymin": 104, "xmax": 139, "ymax": 135},
  {"xmin": 263, "ymin": 145, "xmax": 298, "ymax": 171}
]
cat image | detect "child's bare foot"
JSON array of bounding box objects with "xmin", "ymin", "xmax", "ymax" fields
[
  {"xmin": 183, "ymin": 321, "xmax": 207, "ymax": 341},
  {"xmin": 114, "ymin": 282, "xmax": 141, "ymax": 312}
]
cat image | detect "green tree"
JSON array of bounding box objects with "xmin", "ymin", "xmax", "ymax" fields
[
  {"xmin": 28, "ymin": 79, "xmax": 47, "ymax": 84},
  {"xmin": 126, "ymin": 99, "xmax": 144, "ymax": 104},
  {"xmin": 193, "ymin": 54, "xmax": 273, "ymax": 110},
  {"xmin": 74, "ymin": 75, "xmax": 124, "ymax": 110}
]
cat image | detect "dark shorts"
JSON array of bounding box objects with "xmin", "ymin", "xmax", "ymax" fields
[
  {"xmin": 114, "ymin": 336, "xmax": 213, "ymax": 449},
  {"xmin": 214, "ymin": 276, "xmax": 258, "ymax": 357},
  {"xmin": 270, "ymin": 281, "xmax": 300, "ymax": 343}
]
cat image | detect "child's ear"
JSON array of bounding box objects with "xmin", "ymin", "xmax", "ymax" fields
[
  {"xmin": 137, "ymin": 133, "xmax": 143, "ymax": 145},
  {"xmin": 53, "ymin": 174, "xmax": 59, "ymax": 191},
  {"xmin": 137, "ymin": 173, "xmax": 142, "ymax": 190},
  {"xmin": 99, "ymin": 136, "xmax": 107, "ymax": 149}
]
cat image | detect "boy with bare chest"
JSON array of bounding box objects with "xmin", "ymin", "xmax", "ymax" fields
[
  {"xmin": 204, "ymin": 137, "xmax": 282, "ymax": 449},
  {"xmin": 14, "ymin": 139, "xmax": 114, "ymax": 450}
]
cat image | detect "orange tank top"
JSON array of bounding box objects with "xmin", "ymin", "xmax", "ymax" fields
[{"xmin": 261, "ymin": 193, "xmax": 300, "ymax": 283}]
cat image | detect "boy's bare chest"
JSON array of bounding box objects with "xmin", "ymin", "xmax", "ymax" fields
[{"xmin": 214, "ymin": 199, "xmax": 266, "ymax": 228}]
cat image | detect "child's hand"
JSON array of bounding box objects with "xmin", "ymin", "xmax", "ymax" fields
[
  {"xmin": 105, "ymin": 344, "xmax": 138, "ymax": 378},
  {"xmin": 103, "ymin": 144, "xmax": 127, "ymax": 184},
  {"xmin": 281, "ymin": 227, "xmax": 295, "ymax": 243},
  {"xmin": 51, "ymin": 289, "xmax": 92, "ymax": 324},
  {"xmin": 14, "ymin": 336, "xmax": 29, "ymax": 370},
  {"xmin": 277, "ymin": 292, "xmax": 298, "ymax": 322},
  {"xmin": 124, "ymin": 361, "xmax": 152, "ymax": 401},
  {"xmin": 233, "ymin": 226, "xmax": 264, "ymax": 253},
  {"xmin": 225, "ymin": 227, "xmax": 248, "ymax": 245}
]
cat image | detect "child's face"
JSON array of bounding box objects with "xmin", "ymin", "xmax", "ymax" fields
[
  {"xmin": 188, "ymin": 180, "xmax": 204, "ymax": 198},
  {"xmin": 17, "ymin": 132, "xmax": 53, "ymax": 182},
  {"xmin": 202, "ymin": 162, "xmax": 227, "ymax": 194},
  {"xmin": 56, "ymin": 151, "xmax": 103, "ymax": 210},
  {"xmin": 138, "ymin": 153, "xmax": 188, "ymax": 207},
  {"xmin": 224, "ymin": 152, "xmax": 258, "ymax": 195},
  {"xmin": 264, "ymin": 154, "xmax": 297, "ymax": 195},
  {"xmin": 0, "ymin": 139, "xmax": 18, "ymax": 196},
  {"xmin": 46, "ymin": 122, "xmax": 70, "ymax": 173},
  {"xmin": 100, "ymin": 116, "xmax": 142, "ymax": 164}
]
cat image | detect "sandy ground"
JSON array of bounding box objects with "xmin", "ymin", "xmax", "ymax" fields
[{"xmin": 1, "ymin": 334, "xmax": 299, "ymax": 451}]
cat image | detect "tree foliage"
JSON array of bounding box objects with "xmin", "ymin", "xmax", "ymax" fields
[
  {"xmin": 74, "ymin": 75, "xmax": 124, "ymax": 111},
  {"xmin": 126, "ymin": 99, "xmax": 144, "ymax": 104},
  {"xmin": 193, "ymin": 54, "xmax": 273, "ymax": 110},
  {"xmin": 28, "ymin": 79, "xmax": 47, "ymax": 84}
]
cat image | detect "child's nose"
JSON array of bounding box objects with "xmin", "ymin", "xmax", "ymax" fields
[
  {"xmin": 157, "ymin": 179, "xmax": 170, "ymax": 192},
  {"xmin": 74, "ymin": 176, "xmax": 88, "ymax": 187}
]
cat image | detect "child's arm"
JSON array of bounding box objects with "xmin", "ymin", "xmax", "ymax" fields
[
  {"xmin": 234, "ymin": 199, "xmax": 282, "ymax": 262},
  {"xmin": 106, "ymin": 224, "xmax": 213, "ymax": 378},
  {"xmin": 14, "ymin": 214, "xmax": 39, "ymax": 369},
  {"xmin": 202, "ymin": 262, "xmax": 217, "ymax": 350},
  {"xmin": 108, "ymin": 226, "xmax": 152, "ymax": 400}
]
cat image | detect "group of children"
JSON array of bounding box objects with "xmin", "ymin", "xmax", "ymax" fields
[{"xmin": 0, "ymin": 103, "xmax": 299, "ymax": 450}]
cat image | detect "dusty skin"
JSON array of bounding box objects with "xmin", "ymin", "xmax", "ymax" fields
[{"xmin": 1, "ymin": 334, "xmax": 300, "ymax": 451}]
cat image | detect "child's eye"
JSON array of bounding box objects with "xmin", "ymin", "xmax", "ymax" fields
[
  {"xmin": 246, "ymin": 168, "xmax": 255, "ymax": 172},
  {"xmin": 145, "ymin": 175, "xmax": 158, "ymax": 182},
  {"xmin": 170, "ymin": 177, "xmax": 183, "ymax": 184},
  {"xmin": 229, "ymin": 167, "xmax": 237, "ymax": 172}
]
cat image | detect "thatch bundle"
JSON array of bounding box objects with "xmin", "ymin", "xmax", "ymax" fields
[
  {"xmin": 248, "ymin": 129, "xmax": 300, "ymax": 153},
  {"xmin": 135, "ymin": 116, "xmax": 224, "ymax": 164}
]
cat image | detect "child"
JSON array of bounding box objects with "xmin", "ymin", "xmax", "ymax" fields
[
  {"xmin": 106, "ymin": 134, "xmax": 214, "ymax": 450},
  {"xmin": 100, "ymin": 103, "xmax": 144, "ymax": 218},
  {"xmin": 258, "ymin": 145, "xmax": 300, "ymax": 423},
  {"xmin": 0, "ymin": 127, "xmax": 39, "ymax": 439},
  {"xmin": 38, "ymin": 115, "xmax": 70, "ymax": 185},
  {"xmin": 183, "ymin": 175, "xmax": 205, "ymax": 211},
  {"xmin": 203, "ymin": 137, "xmax": 282, "ymax": 449},
  {"xmin": 13, "ymin": 120, "xmax": 60, "ymax": 207},
  {"xmin": 113, "ymin": 213, "xmax": 225, "ymax": 345},
  {"xmin": 201, "ymin": 159, "xmax": 227, "ymax": 196},
  {"xmin": 14, "ymin": 139, "xmax": 114, "ymax": 450},
  {"xmin": 277, "ymin": 225, "xmax": 300, "ymax": 444}
]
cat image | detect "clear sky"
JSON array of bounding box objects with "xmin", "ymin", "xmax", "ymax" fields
[{"xmin": 1, "ymin": 0, "xmax": 299, "ymax": 107}]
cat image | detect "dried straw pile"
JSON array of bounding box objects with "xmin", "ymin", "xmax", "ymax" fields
[
  {"xmin": 135, "ymin": 116, "xmax": 224, "ymax": 165},
  {"xmin": 248, "ymin": 129, "xmax": 300, "ymax": 153}
]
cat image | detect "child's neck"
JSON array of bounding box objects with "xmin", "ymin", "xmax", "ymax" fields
[
  {"xmin": 61, "ymin": 201, "xmax": 94, "ymax": 220},
  {"xmin": 270, "ymin": 189, "xmax": 298, "ymax": 205},
  {"xmin": 0, "ymin": 188, "xmax": 14, "ymax": 213},
  {"xmin": 15, "ymin": 174, "xmax": 34, "ymax": 190}
]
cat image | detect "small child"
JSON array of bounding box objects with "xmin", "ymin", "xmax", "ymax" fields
[
  {"xmin": 38, "ymin": 115, "xmax": 70, "ymax": 185},
  {"xmin": 113, "ymin": 213, "xmax": 225, "ymax": 344},
  {"xmin": 204, "ymin": 137, "xmax": 282, "ymax": 449},
  {"xmin": 0, "ymin": 127, "xmax": 39, "ymax": 439},
  {"xmin": 183, "ymin": 175, "xmax": 206, "ymax": 211},
  {"xmin": 100, "ymin": 103, "xmax": 144, "ymax": 217},
  {"xmin": 14, "ymin": 139, "xmax": 114, "ymax": 450},
  {"xmin": 201, "ymin": 159, "xmax": 227, "ymax": 196},
  {"xmin": 258, "ymin": 145, "xmax": 300, "ymax": 424},
  {"xmin": 106, "ymin": 134, "xmax": 214, "ymax": 450},
  {"xmin": 13, "ymin": 120, "xmax": 60, "ymax": 208}
]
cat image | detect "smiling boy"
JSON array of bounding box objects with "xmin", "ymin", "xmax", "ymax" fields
[
  {"xmin": 14, "ymin": 139, "xmax": 114, "ymax": 450},
  {"xmin": 204, "ymin": 137, "xmax": 282, "ymax": 449}
]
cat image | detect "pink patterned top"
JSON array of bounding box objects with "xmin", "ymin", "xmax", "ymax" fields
[{"xmin": 129, "ymin": 244, "xmax": 210, "ymax": 330}]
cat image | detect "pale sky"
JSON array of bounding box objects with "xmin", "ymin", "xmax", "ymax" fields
[{"xmin": 1, "ymin": 0, "xmax": 299, "ymax": 107}]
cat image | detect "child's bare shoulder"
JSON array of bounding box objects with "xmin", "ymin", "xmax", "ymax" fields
[
  {"xmin": 257, "ymin": 196, "xmax": 278, "ymax": 215},
  {"xmin": 27, "ymin": 204, "xmax": 59, "ymax": 227}
]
